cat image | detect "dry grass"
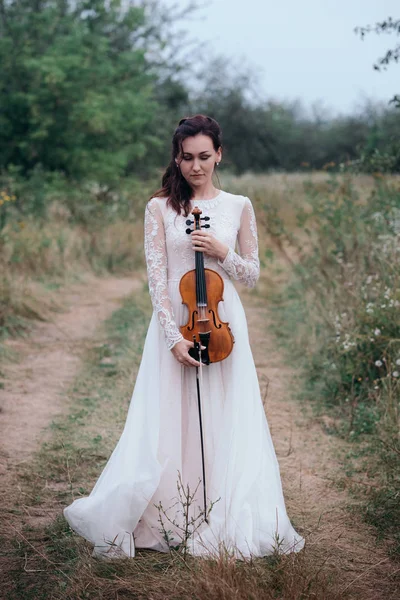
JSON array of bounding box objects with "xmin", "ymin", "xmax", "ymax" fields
[
  {"xmin": 30, "ymin": 538, "xmax": 346, "ymax": 600},
  {"xmin": 0, "ymin": 215, "xmax": 144, "ymax": 347},
  {"xmin": 0, "ymin": 273, "xmax": 62, "ymax": 338}
]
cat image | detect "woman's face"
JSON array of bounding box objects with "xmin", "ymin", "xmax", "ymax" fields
[{"xmin": 176, "ymin": 134, "xmax": 222, "ymax": 189}]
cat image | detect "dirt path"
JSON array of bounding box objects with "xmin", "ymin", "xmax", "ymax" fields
[
  {"xmin": 243, "ymin": 290, "xmax": 398, "ymax": 599},
  {"xmin": 0, "ymin": 275, "xmax": 141, "ymax": 474}
]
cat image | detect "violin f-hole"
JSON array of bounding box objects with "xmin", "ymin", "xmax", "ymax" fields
[
  {"xmin": 187, "ymin": 309, "xmax": 198, "ymax": 332},
  {"xmin": 208, "ymin": 309, "xmax": 222, "ymax": 329}
]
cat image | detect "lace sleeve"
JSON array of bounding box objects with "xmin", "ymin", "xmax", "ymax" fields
[
  {"xmin": 144, "ymin": 199, "xmax": 184, "ymax": 350},
  {"xmin": 217, "ymin": 196, "xmax": 260, "ymax": 288}
]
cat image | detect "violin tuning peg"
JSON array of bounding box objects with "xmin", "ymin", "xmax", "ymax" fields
[
  {"xmin": 186, "ymin": 228, "xmax": 193, "ymax": 234},
  {"xmin": 201, "ymin": 216, "xmax": 210, "ymax": 221},
  {"xmin": 202, "ymin": 224, "xmax": 210, "ymax": 229},
  {"xmin": 186, "ymin": 219, "xmax": 193, "ymax": 226}
]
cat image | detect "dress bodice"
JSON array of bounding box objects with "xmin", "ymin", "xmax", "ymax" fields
[{"xmin": 144, "ymin": 190, "xmax": 260, "ymax": 349}]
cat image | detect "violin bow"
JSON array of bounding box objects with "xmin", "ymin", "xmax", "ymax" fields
[
  {"xmin": 184, "ymin": 208, "xmax": 212, "ymax": 523},
  {"xmin": 193, "ymin": 338, "xmax": 208, "ymax": 523}
]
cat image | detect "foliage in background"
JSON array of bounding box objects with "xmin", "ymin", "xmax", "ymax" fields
[
  {"xmin": 353, "ymin": 16, "xmax": 400, "ymax": 169},
  {"xmin": 0, "ymin": 0, "xmax": 189, "ymax": 204},
  {"xmin": 189, "ymin": 57, "xmax": 400, "ymax": 175},
  {"xmin": 1, "ymin": 1, "xmax": 400, "ymax": 228},
  {"xmin": 355, "ymin": 16, "xmax": 400, "ymax": 107}
]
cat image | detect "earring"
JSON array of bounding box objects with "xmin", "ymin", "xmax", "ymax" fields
[{"xmin": 216, "ymin": 162, "xmax": 220, "ymax": 166}]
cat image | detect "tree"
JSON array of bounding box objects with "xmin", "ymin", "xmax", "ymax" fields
[
  {"xmin": 0, "ymin": 0, "xmax": 190, "ymax": 185},
  {"xmin": 355, "ymin": 17, "xmax": 400, "ymax": 107}
]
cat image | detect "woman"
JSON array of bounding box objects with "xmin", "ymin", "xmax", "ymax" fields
[{"xmin": 64, "ymin": 115, "xmax": 305, "ymax": 559}]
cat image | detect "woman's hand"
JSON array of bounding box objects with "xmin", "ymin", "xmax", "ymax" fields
[
  {"xmin": 171, "ymin": 339, "xmax": 205, "ymax": 367},
  {"xmin": 191, "ymin": 230, "xmax": 229, "ymax": 262}
]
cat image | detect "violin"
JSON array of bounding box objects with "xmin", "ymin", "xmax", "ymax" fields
[{"xmin": 179, "ymin": 206, "xmax": 235, "ymax": 364}]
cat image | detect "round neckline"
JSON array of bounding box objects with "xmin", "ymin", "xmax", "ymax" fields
[{"xmin": 189, "ymin": 189, "xmax": 224, "ymax": 208}]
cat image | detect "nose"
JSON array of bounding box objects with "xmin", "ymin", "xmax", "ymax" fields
[{"xmin": 192, "ymin": 158, "xmax": 202, "ymax": 172}]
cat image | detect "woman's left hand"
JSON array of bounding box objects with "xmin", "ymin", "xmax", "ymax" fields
[{"xmin": 191, "ymin": 230, "xmax": 229, "ymax": 262}]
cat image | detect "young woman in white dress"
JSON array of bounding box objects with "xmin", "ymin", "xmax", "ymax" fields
[{"xmin": 64, "ymin": 114, "xmax": 306, "ymax": 559}]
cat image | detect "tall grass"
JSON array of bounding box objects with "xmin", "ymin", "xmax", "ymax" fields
[
  {"xmin": 0, "ymin": 178, "xmax": 150, "ymax": 342},
  {"xmin": 226, "ymin": 172, "xmax": 400, "ymax": 558}
]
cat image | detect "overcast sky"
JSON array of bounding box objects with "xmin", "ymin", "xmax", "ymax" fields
[{"xmin": 166, "ymin": 0, "xmax": 399, "ymax": 115}]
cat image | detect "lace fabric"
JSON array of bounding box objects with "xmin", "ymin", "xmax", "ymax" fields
[
  {"xmin": 144, "ymin": 192, "xmax": 260, "ymax": 349},
  {"xmin": 217, "ymin": 197, "xmax": 260, "ymax": 288},
  {"xmin": 144, "ymin": 199, "xmax": 184, "ymax": 350}
]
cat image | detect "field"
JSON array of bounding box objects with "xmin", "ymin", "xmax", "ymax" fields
[{"xmin": 0, "ymin": 172, "xmax": 399, "ymax": 599}]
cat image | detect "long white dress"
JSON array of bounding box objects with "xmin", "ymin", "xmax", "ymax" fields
[{"xmin": 63, "ymin": 189, "xmax": 305, "ymax": 559}]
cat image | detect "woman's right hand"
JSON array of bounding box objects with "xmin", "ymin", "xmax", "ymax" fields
[{"xmin": 171, "ymin": 339, "xmax": 204, "ymax": 367}]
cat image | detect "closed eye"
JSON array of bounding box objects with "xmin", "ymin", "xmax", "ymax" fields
[{"xmin": 182, "ymin": 155, "xmax": 212, "ymax": 160}]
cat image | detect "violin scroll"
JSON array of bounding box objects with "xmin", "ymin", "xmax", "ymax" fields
[{"xmin": 186, "ymin": 215, "xmax": 210, "ymax": 234}]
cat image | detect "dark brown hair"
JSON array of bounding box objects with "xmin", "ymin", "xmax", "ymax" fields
[{"xmin": 151, "ymin": 114, "xmax": 222, "ymax": 216}]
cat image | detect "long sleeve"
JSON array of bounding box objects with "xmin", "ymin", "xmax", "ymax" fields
[
  {"xmin": 217, "ymin": 196, "xmax": 260, "ymax": 288},
  {"xmin": 144, "ymin": 199, "xmax": 184, "ymax": 350}
]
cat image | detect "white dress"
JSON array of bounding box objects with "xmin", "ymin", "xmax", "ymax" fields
[{"xmin": 63, "ymin": 189, "xmax": 305, "ymax": 559}]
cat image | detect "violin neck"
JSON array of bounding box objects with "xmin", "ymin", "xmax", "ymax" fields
[{"xmin": 195, "ymin": 249, "xmax": 208, "ymax": 306}]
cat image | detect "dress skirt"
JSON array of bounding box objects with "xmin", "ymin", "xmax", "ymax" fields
[{"xmin": 63, "ymin": 278, "xmax": 305, "ymax": 559}]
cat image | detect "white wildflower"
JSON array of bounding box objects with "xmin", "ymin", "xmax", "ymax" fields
[
  {"xmin": 366, "ymin": 302, "xmax": 374, "ymax": 313},
  {"xmin": 374, "ymin": 328, "xmax": 381, "ymax": 336},
  {"xmin": 375, "ymin": 360, "xmax": 383, "ymax": 367},
  {"xmin": 342, "ymin": 333, "xmax": 356, "ymax": 351},
  {"xmin": 392, "ymin": 371, "xmax": 399, "ymax": 378}
]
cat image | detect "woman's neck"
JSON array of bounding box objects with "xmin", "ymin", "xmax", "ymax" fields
[{"xmin": 191, "ymin": 183, "xmax": 219, "ymax": 200}]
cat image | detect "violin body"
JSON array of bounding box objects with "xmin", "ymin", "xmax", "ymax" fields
[
  {"xmin": 180, "ymin": 268, "xmax": 234, "ymax": 363},
  {"xmin": 179, "ymin": 205, "xmax": 235, "ymax": 364}
]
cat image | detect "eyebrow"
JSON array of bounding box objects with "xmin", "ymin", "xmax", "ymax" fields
[{"xmin": 182, "ymin": 150, "xmax": 212, "ymax": 155}]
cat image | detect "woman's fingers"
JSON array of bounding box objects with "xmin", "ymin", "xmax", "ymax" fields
[
  {"xmin": 173, "ymin": 340, "xmax": 205, "ymax": 367},
  {"xmin": 191, "ymin": 230, "xmax": 209, "ymax": 238},
  {"xmin": 180, "ymin": 356, "xmax": 200, "ymax": 367},
  {"xmin": 187, "ymin": 357, "xmax": 201, "ymax": 367},
  {"xmin": 191, "ymin": 232, "xmax": 210, "ymax": 245},
  {"xmin": 182, "ymin": 350, "xmax": 201, "ymax": 367}
]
